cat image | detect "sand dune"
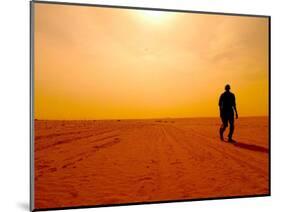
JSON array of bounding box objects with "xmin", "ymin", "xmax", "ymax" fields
[{"xmin": 34, "ymin": 117, "xmax": 269, "ymax": 209}]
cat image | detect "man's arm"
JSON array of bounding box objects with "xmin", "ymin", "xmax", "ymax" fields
[
  {"xmin": 233, "ymin": 95, "xmax": 238, "ymax": 119},
  {"xmin": 219, "ymin": 95, "xmax": 223, "ymax": 117}
]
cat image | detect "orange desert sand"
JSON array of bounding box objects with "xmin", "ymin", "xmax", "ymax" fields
[{"xmin": 35, "ymin": 117, "xmax": 269, "ymax": 209}]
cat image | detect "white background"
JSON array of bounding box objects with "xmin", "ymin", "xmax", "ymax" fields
[{"xmin": 0, "ymin": 0, "xmax": 280, "ymax": 211}]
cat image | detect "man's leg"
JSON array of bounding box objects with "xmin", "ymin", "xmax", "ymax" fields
[
  {"xmin": 220, "ymin": 117, "xmax": 228, "ymax": 140},
  {"xmin": 228, "ymin": 115, "xmax": 234, "ymax": 141}
]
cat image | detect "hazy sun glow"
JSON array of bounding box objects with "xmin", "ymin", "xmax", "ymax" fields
[
  {"xmin": 34, "ymin": 3, "xmax": 269, "ymax": 120},
  {"xmin": 136, "ymin": 10, "xmax": 174, "ymax": 24}
]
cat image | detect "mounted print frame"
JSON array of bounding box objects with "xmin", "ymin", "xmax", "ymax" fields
[{"xmin": 30, "ymin": 0, "xmax": 271, "ymax": 211}]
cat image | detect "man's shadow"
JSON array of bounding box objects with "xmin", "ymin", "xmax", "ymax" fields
[{"xmin": 232, "ymin": 141, "xmax": 268, "ymax": 153}]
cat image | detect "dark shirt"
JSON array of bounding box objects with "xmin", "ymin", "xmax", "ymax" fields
[{"xmin": 219, "ymin": 91, "xmax": 236, "ymax": 113}]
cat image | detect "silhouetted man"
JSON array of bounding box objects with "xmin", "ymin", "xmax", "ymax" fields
[{"xmin": 219, "ymin": 84, "xmax": 238, "ymax": 142}]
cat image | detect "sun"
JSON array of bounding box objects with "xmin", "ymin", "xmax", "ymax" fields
[{"xmin": 136, "ymin": 10, "xmax": 173, "ymax": 24}]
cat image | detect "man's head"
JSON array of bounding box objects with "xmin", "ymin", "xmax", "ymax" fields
[{"xmin": 225, "ymin": 84, "xmax": 231, "ymax": 91}]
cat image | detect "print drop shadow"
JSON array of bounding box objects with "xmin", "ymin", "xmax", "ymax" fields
[
  {"xmin": 17, "ymin": 202, "xmax": 29, "ymax": 211},
  {"xmin": 232, "ymin": 141, "xmax": 268, "ymax": 153}
]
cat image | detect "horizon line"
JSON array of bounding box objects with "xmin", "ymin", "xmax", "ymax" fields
[{"xmin": 34, "ymin": 115, "xmax": 269, "ymax": 121}]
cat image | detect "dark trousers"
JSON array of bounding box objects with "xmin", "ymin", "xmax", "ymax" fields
[{"xmin": 220, "ymin": 112, "xmax": 234, "ymax": 139}]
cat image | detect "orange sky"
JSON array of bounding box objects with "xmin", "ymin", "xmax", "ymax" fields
[{"xmin": 34, "ymin": 3, "xmax": 269, "ymax": 120}]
